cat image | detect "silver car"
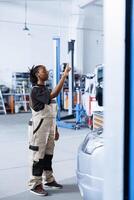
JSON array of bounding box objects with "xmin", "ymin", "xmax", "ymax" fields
[{"xmin": 76, "ymin": 128, "xmax": 104, "ymax": 200}]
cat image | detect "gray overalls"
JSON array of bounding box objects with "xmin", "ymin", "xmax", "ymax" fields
[{"xmin": 28, "ymin": 97, "xmax": 57, "ymax": 189}]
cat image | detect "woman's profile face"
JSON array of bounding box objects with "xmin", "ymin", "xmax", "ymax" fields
[{"xmin": 37, "ymin": 66, "xmax": 49, "ymax": 81}]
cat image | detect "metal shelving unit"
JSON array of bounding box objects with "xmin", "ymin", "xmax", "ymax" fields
[
  {"xmin": 12, "ymin": 72, "xmax": 31, "ymax": 113},
  {"xmin": 0, "ymin": 90, "xmax": 6, "ymax": 114}
]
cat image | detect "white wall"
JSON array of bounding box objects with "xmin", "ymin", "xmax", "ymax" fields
[
  {"xmin": 82, "ymin": 4, "xmax": 103, "ymax": 73},
  {"xmin": 0, "ymin": 1, "xmax": 72, "ymax": 87},
  {"xmin": 83, "ymin": 29, "xmax": 103, "ymax": 73},
  {"xmin": 70, "ymin": 1, "xmax": 103, "ymax": 74},
  {"xmin": 0, "ymin": 0, "xmax": 103, "ymax": 87}
]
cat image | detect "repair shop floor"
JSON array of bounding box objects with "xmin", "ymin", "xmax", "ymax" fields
[{"xmin": 0, "ymin": 113, "xmax": 88, "ymax": 200}]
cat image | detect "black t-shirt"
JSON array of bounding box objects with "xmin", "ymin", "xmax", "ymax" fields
[{"xmin": 30, "ymin": 85, "xmax": 51, "ymax": 111}]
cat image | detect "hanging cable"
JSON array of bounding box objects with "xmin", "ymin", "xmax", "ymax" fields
[{"xmin": 23, "ymin": 0, "xmax": 29, "ymax": 31}]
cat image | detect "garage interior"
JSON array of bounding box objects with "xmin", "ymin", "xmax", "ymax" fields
[
  {"xmin": 0, "ymin": 0, "xmax": 128, "ymax": 200},
  {"xmin": 0, "ymin": 0, "xmax": 103, "ymax": 199}
]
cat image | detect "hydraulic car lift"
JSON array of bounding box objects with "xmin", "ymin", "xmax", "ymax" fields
[{"xmin": 53, "ymin": 38, "xmax": 87, "ymax": 129}]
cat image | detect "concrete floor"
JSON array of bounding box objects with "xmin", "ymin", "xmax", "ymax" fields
[{"xmin": 0, "ymin": 113, "xmax": 89, "ymax": 200}]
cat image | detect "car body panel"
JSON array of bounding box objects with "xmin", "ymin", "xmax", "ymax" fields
[{"xmin": 76, "ymin": 130, "xmax": 104, "ymax": 200}]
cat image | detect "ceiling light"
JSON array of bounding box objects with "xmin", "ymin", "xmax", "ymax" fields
[{"xmin": 23, "ymin": 0, "xmax": 30, "ymax": 31}]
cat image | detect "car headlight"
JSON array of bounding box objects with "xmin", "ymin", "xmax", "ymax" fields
[{"xmin": 82, "ymin": 134, "xmax": 104, "ymax": 155}]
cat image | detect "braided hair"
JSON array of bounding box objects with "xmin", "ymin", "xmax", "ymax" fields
[{"xmin": 29, "ymin": 65, "xmax": 41, "ymax": 86}]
